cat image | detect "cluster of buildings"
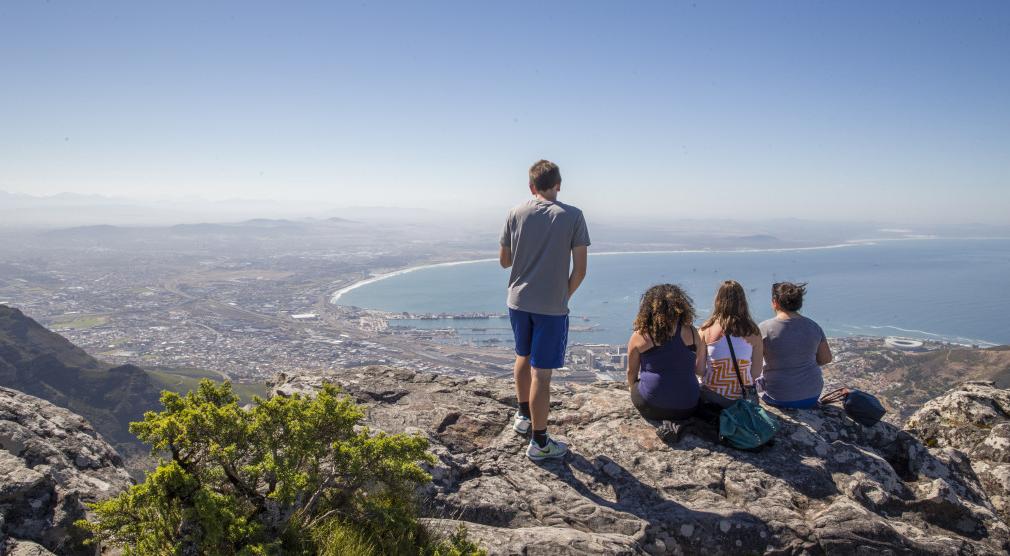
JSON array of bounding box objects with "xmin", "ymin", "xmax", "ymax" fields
[{"xmin": 568, "ymin": 344, "xmax": 628, "ymax": 382}]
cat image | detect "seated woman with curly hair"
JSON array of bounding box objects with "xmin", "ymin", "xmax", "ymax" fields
[{"xmin": 626, "ymin": 284, "xmax": 708, "ymax": 440}]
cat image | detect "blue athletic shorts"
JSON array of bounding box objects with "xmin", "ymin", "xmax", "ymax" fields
[{"xmin": 508, "ymin": 308, "xmax": 569, "ymax": 369}]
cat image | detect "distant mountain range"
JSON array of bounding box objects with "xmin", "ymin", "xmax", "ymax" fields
[
  {"xmin": 40, "ymin": 217, "xmax": 356, "ymax": 239},
  {"xmin": 0, "ymin": 190, "xmax": 456, "ymax": 228},
  {"xmin": 7, "ymin": 189, "xmax": 1009, "ymax": 231}
]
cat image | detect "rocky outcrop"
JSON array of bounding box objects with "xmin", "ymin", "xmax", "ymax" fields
[
  {"xmin": 0, "ymin": 305, "xmax": 165, "ymax": 477},
  {"xmin": 273, "ymin": 368, "xmax": 1010, "ymax": 555},
  {"xmin": 906, "ymin": 380, "xmax": 1010, "ymax": 526},
  {"xmin": 0, "ymin": 386, "xmax": 133, "ymax": 555}
]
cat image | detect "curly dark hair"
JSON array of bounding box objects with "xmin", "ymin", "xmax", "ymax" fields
[{"xmin": 633, "ymin": 284, "xmax": 695, "ymax": 345}]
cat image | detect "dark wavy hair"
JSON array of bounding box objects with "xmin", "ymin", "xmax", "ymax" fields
[
  {"xmin": 633, "ymin": 284, "xmax": 695, "ymax": 345},
  {"xmin": 772, "ymin": 282, "xmax": 807, "ymax": 312},
  {"xmin": 702, "ymin": 280, "xmax": 760, "ymax": 337}
]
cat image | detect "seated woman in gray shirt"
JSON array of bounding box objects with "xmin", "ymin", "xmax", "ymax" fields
[{"xmin": 757, "ymin": 282, "xmax": 833, "ymax": 409}]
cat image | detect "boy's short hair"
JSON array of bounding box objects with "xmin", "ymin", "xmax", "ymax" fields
[{"xmin": 529, "ymin": 160, "xmax": 562, "ymax": 192}]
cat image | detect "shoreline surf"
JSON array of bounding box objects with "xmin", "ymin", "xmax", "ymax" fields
[
  {"xmin": 329, "ymin": 235, "xmax": 971, "ymax": 305},
  {"xmin": 330, "ymin": 237, "xmax": 1008, "ymax": 348},
  {"xmin": 330, "ymin": 240, "xmax": 880, "ymax": 304},
  {"xmin": 331, "ymin": 257, "xmax": 497, "ymax": 303}
]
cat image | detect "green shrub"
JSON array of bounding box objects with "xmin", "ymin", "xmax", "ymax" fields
[
  {"xmin": 76, "ymin": 380, "xmax": 482, "ymax": 555},
  {"xmin": 428, "ymin": 525, "xmax": 488, "ymax": 556}
]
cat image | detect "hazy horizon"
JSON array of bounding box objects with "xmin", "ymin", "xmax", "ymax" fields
[
  {"xmin": 6, "ymin": 188, "xmax": 1010, "ymax": 236},
  {"xmin": 2, "ymin": 2, "xmax": 1008, "ymax": 225}
]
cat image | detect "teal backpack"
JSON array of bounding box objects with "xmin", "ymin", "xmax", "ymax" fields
[{"xmin": 718, "ymin": 335, "xmax": 779, "ymax": 450}]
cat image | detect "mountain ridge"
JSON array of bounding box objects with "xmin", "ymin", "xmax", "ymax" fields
[{"xmin": 0, "ymin": 305, "xmax": 163, "ymax": 470}]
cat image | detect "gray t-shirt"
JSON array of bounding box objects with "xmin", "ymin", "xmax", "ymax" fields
[
  {"xmin": 758, "ymin": 315, "xmax": 826, "ymax": 402},
  {"xmin": 500, "ymin": 199, "xmax": 590, "ymax": 315}
]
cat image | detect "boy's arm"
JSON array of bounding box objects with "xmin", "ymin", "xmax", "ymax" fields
[
  {"xmin": 499, "ymin": 213, "xmax": 512, "ymax": 268},
  {"xmin": 568, "ymin": 245, "xmax": 588, "ymax": 297},
  {"xmin": 499, "ymin": 245, "xmax": 512, "ymax": 268}
]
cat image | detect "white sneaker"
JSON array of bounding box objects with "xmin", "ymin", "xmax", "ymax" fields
[
  {"xmin": 526, "ymin": 436, "xmax": 569, "ymax": 461},
  {"xmin": 513, "ymin": 411, "xmax": 531, "ymax": 435}
]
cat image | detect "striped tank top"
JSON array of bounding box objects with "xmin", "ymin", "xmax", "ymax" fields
[{"xmin": 702, "ymin": 334, "xmax": 754, "ymax": 400}]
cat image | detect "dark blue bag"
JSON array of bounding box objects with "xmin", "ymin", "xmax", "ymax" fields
[
  {"xmin": 820, "ymin": 388, "xmax": 886, "ymax": 427},
  {"xmin": 845, "ymin": 390, "xmax": 886, "ymax": 426}
]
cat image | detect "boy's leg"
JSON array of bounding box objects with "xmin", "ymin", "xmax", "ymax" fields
[
  {"xmin": 509, "ymin": 309, "xmax": 534, "ymax": 430},
  {"xmin": 513, "ymin": 355, "xmax": 532, "ymax": 414},
  {"xmin": 528, "ymin": 313, "xmax": 569, "ymax": 447},
  {"xmin": 529, "ymin": 367, "xmax": 552, "ymax": 430}
]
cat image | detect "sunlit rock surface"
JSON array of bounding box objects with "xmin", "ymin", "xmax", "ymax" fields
[
  {"xmin": 906, "ymin": 380, "xmax": 1010, "ymax": 527},
  {"xmin": 274, "ymin": 368, "xmax": 1010, "ymax": 555},
  {"xmin": 0, "ymin": 387, "xmax": 132, "ymax": 555}
]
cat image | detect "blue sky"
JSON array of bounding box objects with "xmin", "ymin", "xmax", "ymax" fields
[{"xmin": 1, "ymin": 1, "xmax": 1008, "ymax": 224}]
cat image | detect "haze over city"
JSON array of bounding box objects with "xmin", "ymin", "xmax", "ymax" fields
[{"xmin": 2, "ymin": 1, "xmax": 1009, "ymax": 226}]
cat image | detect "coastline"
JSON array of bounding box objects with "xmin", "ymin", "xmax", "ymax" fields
[
  {"xmin": 330, "ymin": 241, "xmax": 878, "ymax": 304},
  {"xmin": 329, "ymin": 236, "xmax": 950, "ymax": 305},
  {"xmin": 856, "ymin": 324, "xmax": 999, "ymax": 349},
  {"xmin": 330, "ymin": 257, "xmax": 497, "ymax": 303},
  {"xmin": 329, "ymin": 237, "xmax": 1006, "ymax": 349}
]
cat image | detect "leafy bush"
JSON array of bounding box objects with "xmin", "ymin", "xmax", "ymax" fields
[
  {"xmin": 428, "ymin": 525, "xmax": 488, "ymax": 556},
  {"xmin": 77, "ymin": 380, "xmax": 483, "ymax": 555}
]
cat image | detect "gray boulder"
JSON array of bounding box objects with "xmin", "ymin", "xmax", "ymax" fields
[
  {"xmin": 0, "ymin": 387, "xmax": 132, "ymax": 555},
  {"xmin": 2, "ymin": 540, "xmax": 54, "ymax": 556},
  {"xmin": 273, "ymin": 368, "xmax": 1010, "ymax": 555},
  {"xmin": 906, "ymin": 380, "xmax": 1010, "ymax": 526}
]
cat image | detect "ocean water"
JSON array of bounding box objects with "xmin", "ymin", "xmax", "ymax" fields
[{"xmin": 334, "ymin": 239, "xmax": 1010, "ymax": 347}]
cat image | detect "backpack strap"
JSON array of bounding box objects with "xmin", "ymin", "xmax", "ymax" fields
[
  {"xmin": 724, "ymin": 333, "xmax": 749, "ymax": 401},
  {"xmin": 819, "ymin": 387, "xmax": 849, "ymax": 405}
]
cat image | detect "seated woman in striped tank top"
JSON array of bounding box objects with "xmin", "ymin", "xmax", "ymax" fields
[{"xmin": 699, "ymin": 280, "xmax": 764, "ymax": 408}]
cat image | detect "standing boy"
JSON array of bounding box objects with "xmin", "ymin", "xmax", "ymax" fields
[{"xmin": 499, "ymin": 160, "xmax": 590, "ymax": 460}]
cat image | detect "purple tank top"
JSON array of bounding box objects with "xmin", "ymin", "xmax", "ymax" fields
[{"xmin": 636, "ymin": 320, "xmax": 700, "ymax": 410}]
